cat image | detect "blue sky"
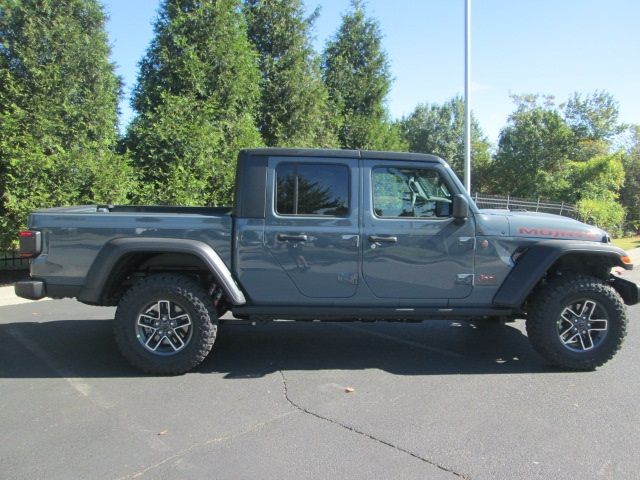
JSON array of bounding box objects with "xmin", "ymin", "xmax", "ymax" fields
[{"xmin": 102, "ymin": 0, "xmax": 640, "ymax": 144}]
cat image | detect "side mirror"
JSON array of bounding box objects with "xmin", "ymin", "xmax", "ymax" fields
[{"xmin": 452, "ymin": 194, "xmax": 469, "ymax": 221}]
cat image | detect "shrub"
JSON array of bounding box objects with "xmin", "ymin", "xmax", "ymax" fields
[{"xmin": 576, "ymin": 198, "xmax": 626, "ymax": 237}]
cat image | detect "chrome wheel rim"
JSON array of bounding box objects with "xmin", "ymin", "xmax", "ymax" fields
[
  {"xmin": 557, "ymin": 299, "xmax": 608, "ymax": 352},
  {"xmin": 135, "ymin": 300, "xmax": 193, "ymax": 356}
]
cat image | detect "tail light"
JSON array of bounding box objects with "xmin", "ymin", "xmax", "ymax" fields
[{"xmin": 19, "ymin": 230, "xmax": 42, "ymax": 258}]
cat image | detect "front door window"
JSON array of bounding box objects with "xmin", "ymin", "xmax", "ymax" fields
[{"xmin": 372, "ymin": 167, "xmax": 453, "ymax": 219}]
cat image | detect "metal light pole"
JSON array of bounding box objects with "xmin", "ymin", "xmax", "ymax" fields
[{"xmin": 464, "ymin": 0, "xmax": 471, "ymax": 193}]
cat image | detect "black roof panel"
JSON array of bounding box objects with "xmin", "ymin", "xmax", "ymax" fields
[{"xmin": 241, "ymin": 147, "xmax": 444, "ymax": 164}]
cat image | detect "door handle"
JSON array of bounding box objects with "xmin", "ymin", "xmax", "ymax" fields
[
  {"xmin": 277, "ymin": 233, "xmax": 308, "ymax": 242},
  {"xmin": 342, "ymin": 234, "xmax": 360, "ymax": 247},
  {"xmin": 458, "ymin": 236, "xmax": 475, "ymax": 247},
  {"xmin": 368, "ymin": 235, "xmax": 398, "ymax": 244}
]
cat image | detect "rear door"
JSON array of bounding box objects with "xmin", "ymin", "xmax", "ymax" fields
[
  {"xmin": 361, "ymin": 160, "xmax": 475, "ymax": 300},
  {"xmin": 263, "ymin": 156, "xmax": 360, "ymax": 298}
]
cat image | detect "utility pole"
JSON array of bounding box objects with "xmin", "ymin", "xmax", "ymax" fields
[{"xmin": 464, "ymin": 0, "xmax": 471, "ymax": 193}]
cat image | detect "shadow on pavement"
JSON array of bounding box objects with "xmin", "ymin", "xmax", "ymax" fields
[{"xmin": 0, "ymin": 318, "xmax": 558, "ymax": 378}]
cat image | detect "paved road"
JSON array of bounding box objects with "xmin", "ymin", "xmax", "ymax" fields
[{"xmin": 1, "ymin": 291, "xmax": 639, "ymax": 479}]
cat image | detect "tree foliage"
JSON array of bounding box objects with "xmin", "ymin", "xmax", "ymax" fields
[
  {"xmin": 577, "ymin": 198, "xmax": 626, "ymax": 237},
  {"xmin": 1, "ymin": 0, "xmax": 635, "ymax": 245},
  {"xmin": 563, "ymin": 91, "xmax": 625, "ymax": 161},
  {"xmin": 124, "ymin": 0, "xmax": 262, "ymax": 206},
  {"xmin": 490, "ymin": 95, "xmax": 574, "ymax": 197},
  {"xmin": 244, "ymin": 0, "xmax": 337, "ymax": 148},
  {"xmin": 489, "ymin": 93, "xmax": 629, "ymax": 233},
  {"xmin": 0, "ymin": 0, "xmax": 131, "ymax": 249},
  {"xmin": 564, "ymin": 91, "xmax": 624, "ymax": 141},
  {"xmin": 321, "ymin": 0, "xmax": 405, "ymax": 151},
  {"xmin": 399, "ymin": 97, "xmax": 491, "ymax": 190},
  {"xmin": 620, "ymin": 125, "xmax": 640, "ymax": 230}
]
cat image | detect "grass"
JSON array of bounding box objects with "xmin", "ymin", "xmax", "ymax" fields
[{"xmin": 612, "ymin": 236, "xmax": 640, "ymax": 251}]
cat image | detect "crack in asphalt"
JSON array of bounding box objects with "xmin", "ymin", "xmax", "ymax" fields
[
  {"xmin": 118, "ymin": 410, "xmax": 296, "ymax": 479},
  {"xmin": 278, "ymin": 370, "xmax": 471, "ymax": 480}
]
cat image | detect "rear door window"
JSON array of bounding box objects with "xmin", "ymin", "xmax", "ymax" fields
[{"xmin": 276, "ymin": 163, "xmax": 349, "ymax": 216}]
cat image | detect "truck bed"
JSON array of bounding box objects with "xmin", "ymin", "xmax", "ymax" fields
[{"xmin": 28, "ymin": 204, "xmax": 235, "ymax": 291}]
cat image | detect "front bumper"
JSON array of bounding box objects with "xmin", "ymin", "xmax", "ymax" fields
[{"xmin": 14, "ymin": 280, "xmax": 46, "ymax": 300}]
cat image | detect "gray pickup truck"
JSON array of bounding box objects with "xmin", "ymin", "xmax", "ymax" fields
[{"xmin": 15, "ymin": 148, "xmax": 639, "ymax": 374}]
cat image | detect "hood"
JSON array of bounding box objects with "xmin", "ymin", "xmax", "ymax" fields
[{"xmin": 478, "ymin": 209, "xmax": 608, "ymax": 242}]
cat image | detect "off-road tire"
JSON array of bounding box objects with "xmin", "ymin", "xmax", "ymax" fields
[
  {"xmin": 114, "ymin": 274, "xmax": 218, "ymax": 375},
  {"xmin": 526, "ymin": 274, "xmax": 627, "ymax": 370}
]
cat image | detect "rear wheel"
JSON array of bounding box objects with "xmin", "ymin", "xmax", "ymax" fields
[
  {"xmin": 114, "ymin": 274, "xmax": 218, "ymax": 374},
  {"xmin": 526, "ymin": 274, "xmax": 626, "ymax": 370}
]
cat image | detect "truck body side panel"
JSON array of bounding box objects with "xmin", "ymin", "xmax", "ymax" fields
[{"xmin": 28, "ymin": 208, "xmax": 233, "ymax": 292}]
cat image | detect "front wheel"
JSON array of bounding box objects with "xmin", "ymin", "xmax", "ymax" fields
[
  {"xmin": 114, "ymin": 274, "xmax": 218, "ymax": 374},
  {"xmin": 526, "ymin": 275, "xmax": 627, "ymax": 370}
]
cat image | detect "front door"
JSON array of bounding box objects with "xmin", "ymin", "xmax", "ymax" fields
[
  {"xmin": 264, "ymin": 157, "xmax": 360, "ymax": 298},
  {"xmin": 361, "ymin": 160, "xmax": 475, "ymax": 300}
]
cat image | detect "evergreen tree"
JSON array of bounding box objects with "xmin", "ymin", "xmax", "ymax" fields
[
  {"xmin": 244, "ymin": 0, "xmax": 336, "ymax": 147},
  {"xmin": 321, "ymin": 0, "xmax": 405, "ymax": 151},
  {"xmin": 0, "ymin": 0, "xmax": 131, "ymax": 249},
  {"xmin": 124, "ymin": 0, "xmax": 262, "ymax": 206}
]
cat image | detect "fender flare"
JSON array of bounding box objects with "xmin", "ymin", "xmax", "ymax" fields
[
  {"xmin": 78, "ymin": 238, "xmax": 246, "ymax": 305},
  {"xmin": 493, "ymin": 242, "xmax": 630, "ymax": 309}
]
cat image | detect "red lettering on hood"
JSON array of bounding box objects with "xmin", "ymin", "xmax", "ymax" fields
[{"xmin": 518, "ymin": 227, "xmax": 599, "ymax": 240}]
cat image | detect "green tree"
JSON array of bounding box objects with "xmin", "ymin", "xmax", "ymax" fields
[
  {"xmin": 399, "ymin": 97, "xmax": 491, "ymax": 190},
  {"xmin": 124, "ymin": 0, "xmax": 262, "ymax": 206},
  {"xmin": 0, "ymin": 0, "xmax": 132, "ymax": 249},
  {"xmin": 490, "ymin": 93, "xmax": 628, "ymax": 233},
  {"xmin": 321, "ymin": 0, "xmax": 405, "ymax": 151},
  {"xmin": 244, "ymin": 0, "xmax": 337, "ymax": 147},
  {"xmin": 490, "ymin": 95, "xmax": 574, "ymax": 198},
  {"xmin": 563, "ymin": 91, "xmax": 625, "ymax": 161},
  {"xmin": 620, "ymin": 125, "xmax": 640, "ymax": 231},
  {"xmin": 551, "ymin": 152, "xmax": 625, "ymax": 206}
]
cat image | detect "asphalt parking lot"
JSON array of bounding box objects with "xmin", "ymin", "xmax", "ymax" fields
[{"xmin": 1, "ymin": 276, "xmax": 639, "ymax": 480}]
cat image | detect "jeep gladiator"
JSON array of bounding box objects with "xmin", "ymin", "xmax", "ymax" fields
[{"xmin": 15, "ymin": 148, "xmax": 640, "ymax": 374}]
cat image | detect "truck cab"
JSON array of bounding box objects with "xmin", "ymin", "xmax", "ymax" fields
[{"xmin": 233, "ymin": 149, "xmax": 476, "ymax": 311}]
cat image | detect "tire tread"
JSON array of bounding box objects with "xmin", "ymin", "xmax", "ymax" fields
[
  {"xmin": 113, "ymin": 274, "xmax": 217, "ymax": 375},
  {"xmin": 526, "ymin": 274, "xmax": 627, "ymax": 370}
]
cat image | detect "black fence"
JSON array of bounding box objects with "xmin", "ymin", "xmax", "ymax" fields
[
  {"xmin": 0, "ymin": 250, "xmax": 29, "ymax": 270},
  {"xmin": 473, "ymin": 193, "xmax": 579, "ymax": 219}
]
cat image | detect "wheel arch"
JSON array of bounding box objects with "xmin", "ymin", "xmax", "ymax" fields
[
  {"xmin": 493, "ymin": 242, "xmax": 631, "ymax": 309},
  {"xmin": 78, "ymin": 238, "xmax": 246, "ymax": 306}
]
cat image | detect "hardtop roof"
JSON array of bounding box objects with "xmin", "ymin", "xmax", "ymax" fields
[{"xmin": 241, "ymin": 147, "xmax": 445, "ymax": 164}]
